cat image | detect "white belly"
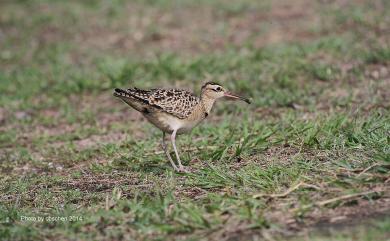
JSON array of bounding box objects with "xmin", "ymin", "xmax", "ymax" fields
[{"xmin": 143, "ymin": 112, "xmax": 203, "ymax": 134}]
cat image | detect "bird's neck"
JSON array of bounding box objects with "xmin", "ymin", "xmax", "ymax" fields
[{"xmin": 200, "ymin": 94, "xmax": 216, "ymax": 115}]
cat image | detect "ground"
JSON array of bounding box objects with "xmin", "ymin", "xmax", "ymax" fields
[{"xmin": 0, "ymin": 0, "xmax": 389, "ymax": 240}]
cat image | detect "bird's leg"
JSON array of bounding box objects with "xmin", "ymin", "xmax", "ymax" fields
[
  {"xmin": 171, "ymin": 130, "xmax": 187, "ymax": 173},
  {"xmin": 162, "ymin": 132, "xmax": 179, "ymax": 172}
]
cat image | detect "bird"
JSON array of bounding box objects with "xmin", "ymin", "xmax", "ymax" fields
[{"xmin": 113, "ymin": 82, "xmax": 251, "ymax": 172}]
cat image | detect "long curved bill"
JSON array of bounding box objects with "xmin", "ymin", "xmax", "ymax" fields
[{"xmin": 224, "ymin": 92, "xmax": 251, "ymax": 104}]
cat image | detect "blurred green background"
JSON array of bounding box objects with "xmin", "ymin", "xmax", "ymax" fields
[{"xmin": 0, "ymin": 0, "xmax": 389, "ymax": 240}]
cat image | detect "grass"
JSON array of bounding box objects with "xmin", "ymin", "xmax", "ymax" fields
[{"xmin": 0, "ymin": 0, "xmax": 389, "ymax": 240}]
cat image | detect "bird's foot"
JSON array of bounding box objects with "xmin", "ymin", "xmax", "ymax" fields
[{"xmin": 177, "ymin": 165, "xmax": 190, "ymax": 173}]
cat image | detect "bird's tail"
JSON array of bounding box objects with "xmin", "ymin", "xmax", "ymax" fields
[
  {"xmin": 113, "ymin": 88, "xmax": 132, "ymax": 98},
  {"xmin": 114, "ymin": 87, "xmax": 152, "ymax": 101},
  {"xmin": 113, "ymin": 88, "xmax": 152, "ymax": 112}
]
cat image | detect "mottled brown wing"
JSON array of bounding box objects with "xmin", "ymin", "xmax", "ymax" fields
[
  {"xmin": 125, "ymin": 87, "xmax": 153, "ymax": 101},
  {"xmin": 148, "ymin": 89, "xmax": 200, "ymax": 119}
]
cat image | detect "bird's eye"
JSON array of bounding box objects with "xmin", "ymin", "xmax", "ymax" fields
[{"xmin": 215, "ymin": 87, "xmax": 222, "ymax": 92}]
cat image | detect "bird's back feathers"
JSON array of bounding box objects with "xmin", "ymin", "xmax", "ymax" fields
[{"xmin": 114, "ymin": 87, "xmax": 201, "ymax": 119}]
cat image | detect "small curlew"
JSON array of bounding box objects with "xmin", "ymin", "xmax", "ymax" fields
[{"xmin": 114, "ymin": 82, "xmax": 250, "ymax": 172}]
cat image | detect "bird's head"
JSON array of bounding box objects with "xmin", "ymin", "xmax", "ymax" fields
[{"xmin": 201, "ymin": 82, "xmax": 251, "ymax": 104}]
